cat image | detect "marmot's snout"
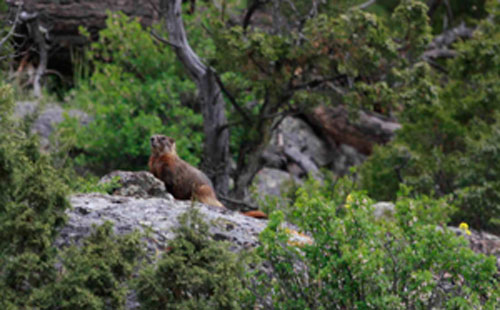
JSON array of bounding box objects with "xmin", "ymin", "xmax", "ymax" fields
[
  {"xmin": 150, "ymin": 134, "xmax": 176, "ymax": 155},
  {"xmin": 150, "ymin": 135, "xmax": 161, "ymax": 149}
]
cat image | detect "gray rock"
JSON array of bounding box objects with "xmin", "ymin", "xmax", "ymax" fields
[
  {"xmin": 57, "ymin": 193, "xmax": 268, "ymax": 253},
  {"xmin": 253, "ymin": 168, "xmax": 297, "ymax": 198},
  {"xmin": 331, "ymin": 144, "xmax": 366, "ymax": 176},
  {"xmin": 261, "ymin": 145, "xmax": 287, "ymax": 169},
  {"xmin": 372, "ymin": 201, "xmax": 396, "ymax": 220},
  {"xmin": 272, "ymin": 117, "xmax": 333, "ymax": 168},
  {"xmin": 99, "ymin": 170, "xmax": 171, "ymax": 199},
  {"xmin": 14, "ymin": 101, "xmax": 38, "ymax": 118},
  {"xmin": 14, "ymin": 101, "xmax": 90, "ymax": 149}
]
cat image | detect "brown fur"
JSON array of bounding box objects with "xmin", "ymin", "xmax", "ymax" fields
[
  {"xmin": 149, "ymin": 134, "xmax": 224, "ymax": 208},
  {"xmin": 149, "ymin": 134, "xmax": 268, "ymax": 219},
  {"xmin": 241, "ymin": 210, "xmax": 268, "ymax": 219}
]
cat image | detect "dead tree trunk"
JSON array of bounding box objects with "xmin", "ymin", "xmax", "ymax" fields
[
  {"xmin": 306, "ymin": 105, "xmax": 401, "ymax": 155},
  {"xmin": 160, "ymin": 0, "xmax": 230, "ymax": 196}
]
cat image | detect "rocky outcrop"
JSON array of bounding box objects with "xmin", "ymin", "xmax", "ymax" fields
[
  {"xmin": 252, "ymin": 168, "xmax": 298, "ymax": 198},
  {"xmin": 98, "ymin": 170, "xmax": 170, "ymax": 199},
  {"xmin": 14, "ymin": 101, "xmax": 90, "ymax": 150},
  {"xmin": 262, "ymin": 116, "xmax": 367, "ymax": 180},
  {"xmin": 56, "ymin": 171, "xmax": 311, "ymax": 255},
  {"xmin": 59, "ymin": 193, "xmax": 267, "ymax": 254}
]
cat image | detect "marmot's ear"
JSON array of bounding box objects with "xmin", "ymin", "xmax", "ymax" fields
[{"xmin": 168, "ymin": 137, "xmax": 175, "ymax": 144}]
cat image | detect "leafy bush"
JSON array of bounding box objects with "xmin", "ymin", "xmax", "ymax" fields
[
  {"xmin": 30, "ymin": 222, "xmax": 143, "ymax": 310},
  {"xmin": 0, "ymin": 82, "xmax": 70, "ymax": 308},
  {"xmin": 360, "ymin": 2, "xmax": 500, "ymax": 232},
  {"xmin": 256, "ymin": 178, "xmax": 499, "ymax": 309},
  {"xmin": 60, "ymin": 12, "xmax": 203, "ymax": 173},
  {"xmin": 135, "ymin": 207, "xmax": 250, "ymax": 310},
  {"xmin": 0, "ymin": 82, "xmax": 143, "ymax": 310}
]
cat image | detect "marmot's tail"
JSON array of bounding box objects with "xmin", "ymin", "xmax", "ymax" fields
[
  {"xmin": 242, "ymin": 210, "xmax": 268, "ymax": 219},
  {"xmin": 196, "ymin": 185, "xmax": 225, "ymax": 208}
]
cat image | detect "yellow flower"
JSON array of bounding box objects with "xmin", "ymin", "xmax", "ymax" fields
[
  {"xmin": 459, "ymin": 222, "xmax": 472, "ymax": 236},
  {"xmin": 345, "ymin": 194, "xmax": 354, "ymax": 209}
]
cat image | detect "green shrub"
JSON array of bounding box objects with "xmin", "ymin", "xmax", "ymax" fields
[
  {"xmin": 0, "ymin": 82, "xmax": 143, "ymax": 309},
  {"xmin": 0, "ymin": 83, "xmax": 69, "ymax": 308},
  {"xmin": 256, "ymin": 178, "xmax": 499, "ymax": 309},
  {"xmin": 60, "ymin": 12, "xmax": 203, "ymax": 173},
  {"xmin": 135, "ymin": 207, "xmax": 250, "ymax": 310},
  {"xmin": 29, "ymin": 222, "xmax": 143, "ymax": 310},
  {"xmin": 359, "ymin": 2, "xmax": 500, "ymax": 232}
]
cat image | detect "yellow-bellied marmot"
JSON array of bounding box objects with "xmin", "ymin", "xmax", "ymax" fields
[{"xmin": 149, "ymin": 134, "xmax": 224, "ymax": 208}]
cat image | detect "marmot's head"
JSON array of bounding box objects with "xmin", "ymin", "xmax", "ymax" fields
[{"xmin": 150, "ymin": 134, "xmax": 177, "ymax": 156}]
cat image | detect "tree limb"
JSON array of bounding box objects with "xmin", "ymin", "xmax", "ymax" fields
[
  {"xmin": 355, "ymin": 0, "xmax": 377, "ymax": 10},
  {"xmin": 243, "ymin": 0, "xmax": 267, "ymax": 30},
  {"xmin": 0, "ymin": 5, "xmax": 21, "ymax": 50},
  {"xmin": 213, "ymin": 72, "xmax": 252, "ymax": 123},
  {"xmin": 160, "ymin": 0, "xmax": 231, "ymax": 196},
  {"xmin": 150, "ymin": 29, "xmax": 181, "ymax": 48}
]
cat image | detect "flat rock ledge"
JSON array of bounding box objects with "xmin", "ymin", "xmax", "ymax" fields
[{"xmin": 56, "ymin": 193, "xmax": 268, "ymax": 254}]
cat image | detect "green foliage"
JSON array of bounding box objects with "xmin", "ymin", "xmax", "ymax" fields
[
  {"xmin": 30, "ymin": 222, "xmax": 143, "ymax": 310},
  {"xmin": 135, "ymin": 207, "xmax": 250, "ymax": 310},
  {"xmin": 60, "ymin": 12, "xmax": 203, "ymax": 173},
  {"xmin": 0, "ymin": 82, "xmax": 143, "ymax": 309},
  {"xmin": 0, "ymin": 82, "xmax": 70, "ymax": 308},
  {"xmin": 360, "ymin": 2, "xmax": 500, "ymax": 232},
  {"xmin": 256, "ymin": 178, "xmax": 499, "ymax": 309}
]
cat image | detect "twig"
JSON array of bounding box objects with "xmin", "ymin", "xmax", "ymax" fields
[
  {"xmin": 150, "ymin": 29, "xmax": 181, "ymax": 48},
  {"xmin": 0, "ymin": 5, "xmax": 21, "ymax": 50},
  {"xmin": 355, "ymin": 0, "xmax": 376, "ymax": 10},
  {"xmin": 292, "ymin": 75, "xmax": 346, "ymax": 90},
  {"xmin": 213, "ymin": 71, "xmax": 252, "ymax": 123},
  {"xmin": 243, "ymin": 0, "xmax": 268, "ymax": 31},
  {"xmin": 28, "ymin": 16, "xmax": 48, "ymax": 98}
]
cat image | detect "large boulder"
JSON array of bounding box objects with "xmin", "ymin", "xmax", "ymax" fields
[
  {"xmin": 58, "ymin": 193, "xmax": 267, "ymax": 253},
  {"xmin": 252, "ymin": 167, "xmax": 298, "ymax": 199},
  {"xmin": 14, "ymin": 101, "xmax": 90, "ymax": 149},
  {"xmin": 263, "ymin": 115, "xmax": 368, "ymax": 178},
  {"xmin": 98, "ymin": 170, "xmax": 169, "ymax": 199}
]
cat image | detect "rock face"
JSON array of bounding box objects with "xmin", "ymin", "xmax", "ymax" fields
[
  {"xmin": 252, "ymin": 167, "xmax": 298, "ymax": 198},
  {"xmin": 98, "ymin": 170, "xmax": 170, "ymax": 199},
  {"xmin": 58, "ymin": 170, "xmax": 271, "ymax": 252},
  {"xmin": 263, "ymin": 116, "xmax": 367, "ymax": 180},
  {"xmin": 58, "ymin": 193, "xmax": 267, "ymax": 254},
  {"xmin": 57, "ymin": 171, "xmax": 309, "ymax": 255},
  {"xmin": 14, "ymin": 101, "xmax": 90, "ymax": 150}
]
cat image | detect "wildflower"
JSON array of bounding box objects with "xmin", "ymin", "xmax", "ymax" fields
[
  {"xmin": 345, "ymin": 194, "xmax": 354, "ymax": 209},
  {"xmin": 459, "ymin": 222, "xmax": 472, "ymax": 236}
]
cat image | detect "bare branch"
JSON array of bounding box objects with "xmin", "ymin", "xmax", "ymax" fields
[
  {"xmin": 0, "ymin": 5, "xmax": 21, "ymax": 50},
  {"xmin": 213, "ymin": 72, "xmax": 252, "ymax": 123},
  {"xmin": 243, "ymin": 0, "xmax": 269, "ymax": 30},
  {"xmin": 32, "ymin": 25, "xmax": 48, "ymax": 98},
  {"xmin": 162, "ymin": 0, "xmax": 206, "ymax": 80},
  {"xmin": 150, "ymin": 29, "xmax": 181, "ymax": 48},
  {"xmin": 292, "ymin": 75, "xmax": 347, "ymax": 91},
  {"xmin": 355, "ymin": 0, "xmax": 377, "ymax": 10}
]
